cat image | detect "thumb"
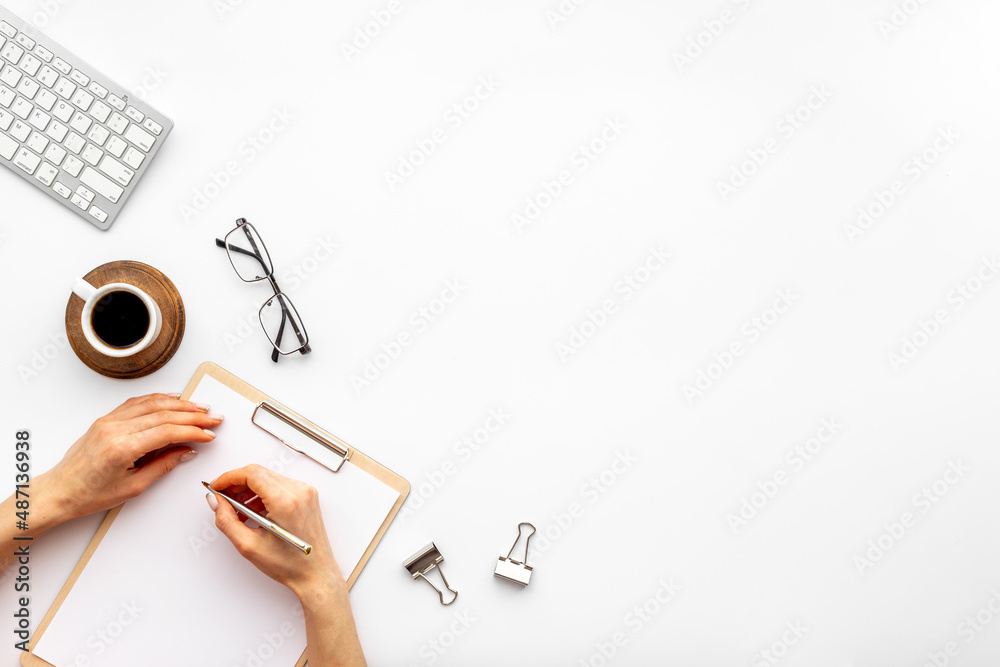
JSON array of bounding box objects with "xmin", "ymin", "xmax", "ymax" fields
[
  {"xmin": 128, "ymin": 447, "xmax": 196, "ymax": 495},
  {"xmin": 211, "ymin": 490, "xmax": 259, "ymax": 558}
]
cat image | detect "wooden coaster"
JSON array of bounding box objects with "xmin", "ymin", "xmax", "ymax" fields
[{"xmin": 65, "ymin": 260, "xmax": 185, "ymax": 379}]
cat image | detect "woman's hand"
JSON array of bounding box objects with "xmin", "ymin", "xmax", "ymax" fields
[
  {"xmin": 36, "ymin": 393, "xmax": 222, "ymax": 527},
  {"xmin": 207, "ymin": 465, "xmax": 366, "ymax": 666},
  {"xmin": 206, "ymin": 464, "xmax": 342, "ymax": 597}
]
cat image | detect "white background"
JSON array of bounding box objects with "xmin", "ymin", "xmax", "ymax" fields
[{"xmin": 2, "ymin": 0, "xmax": 1000, "ymax": 665}]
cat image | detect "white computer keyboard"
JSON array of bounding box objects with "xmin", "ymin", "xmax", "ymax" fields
[{"xmin": 0, "ymin": 4, "xmax": 172, "ymax": 230}]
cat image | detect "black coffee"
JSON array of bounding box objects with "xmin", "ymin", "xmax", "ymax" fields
[{"xmin": 91, "ymin": 290, "xmax": 150, "ymax": 348}]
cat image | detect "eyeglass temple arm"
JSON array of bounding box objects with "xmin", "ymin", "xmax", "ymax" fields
[{"xmin": 215, "ymin": 238, "xmax": 271, "ymax": 276}]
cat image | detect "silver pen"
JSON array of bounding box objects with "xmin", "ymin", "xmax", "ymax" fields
[{"xmin": 202, "ymin": 481, "xmax": 312, "ymax": 555}]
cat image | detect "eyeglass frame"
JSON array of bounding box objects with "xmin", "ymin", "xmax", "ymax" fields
[{"xmin": 215, "ymin": 218, "xmax": 312, "ymax": 362}]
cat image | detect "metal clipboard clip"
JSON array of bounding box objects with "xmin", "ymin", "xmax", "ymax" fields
[
  {"xmin": 404, "ymin": 542, "xmax": 458, "ymax": 605},
  {"xmin": 251, "ymin": 401, "xmax": 350, "ymax": 473},
  {"xmin": 494, "ymin": 522, "xmax": 535, "ymax": 587}
]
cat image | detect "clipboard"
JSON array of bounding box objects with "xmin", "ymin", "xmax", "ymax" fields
[{"xmin": 23, "ymin": 362, "xmax": 410, "ymax": 667}]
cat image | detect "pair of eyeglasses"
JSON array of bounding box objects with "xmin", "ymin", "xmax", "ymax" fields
[{"xmin": 216, "ymin": 218, "xmax": 311, "ymax": 363}]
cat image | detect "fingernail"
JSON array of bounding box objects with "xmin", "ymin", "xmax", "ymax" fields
[
  {"xmin": 210, "ymin": 475, "xmax": 220, "ymax": 485},
  {"xmin": 179, "ymin": 449, "xmax": 197, "ymax": 463},
  {"xmin": 205, "ymin": 493, "xmax": 218, "ymax": 511},
  {"xmin": 195, "ymin": 402, "xmax": 211, "ymax": 411},
  {"xmin": 166, "ymin": 392, "xmax": 181, "ymax": 398},
  {"xmin": 208, "ymin": 412, "xmax": 224, "ymax": 421},
  {"xmin": 203, "ymin": 429, "xmax": 216, "ymax": 438}
]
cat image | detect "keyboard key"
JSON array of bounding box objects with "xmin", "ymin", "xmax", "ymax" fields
[
  {"xmin": 13, "ymin": 146, "xmax": 40, "ymax": 174},
  {"xmin": 87, "ymin": 124, "xmax": 109, "ymax": 146},
  {"xmin": 76, "ymin": 184, "xmax": 95, "ymax": 202},
  {"xmin": 52, "ymin": 57, "xmax": 70, "ymax": 75},
  {"xmin": 0, "ymin": 22, "xmax": 15, "ymax": 39},
  {"xmin": 99, "ymin": 156, "xmax": 134, "ymax": 186},
  {"xmin": 17, "ymin": 53, "xmax": 39, "ymax": 77},
  {"xmin": 107, "ymin": 93, "xmax": 125, "ymax": 111},
  {"xmin": 33, "ymin": 44, "xmax": 52, "ymax": 63},
  {"xmin": 14, "ymin": 33, "xmax": 35, "ymax": 51},
  {"xmin": 1, "ymin": 42, "xmax": 23, "ymax": 64},
  {"xmin": 54, "ymin": 77, "xmax": 75, "ymax": 99},
  {"xmin": 70, "ymin": 192, "xmax": 89, "ymax": 210},
  {"xmin": 105, "ymin": 135, "xmax": 126, "ymax": 157},
  {"xmin": 107, "ymin": 112, "xmax": 128, "ymax": 134},
  {"xmin": 80, "ymin": 166, "xmax": 123, "ymax": 203},
  {"xmin": 82, "ymin": 143, "xmax": 102, "ymax": 165},
  {"xmin": 88, "ymin": 100, "xmax": 111, "ymax": 124},
  {"xmin": 0, "ymin": 131, "xmax": 15, "ymax": 159},
  {"xmin": 88, "ymin": 206, "xmax": 108, "ymax": 223},
  {"xmin": 64, "ymin": 131, "xmax": 84, "ymax": 154},
  {"xmin": 35, "ymin": 161, "xmax": 56, "ymax": 186},
  {"xmin": 45, "ymin": 119, "xmax": 67, "ymax": 142},
  {"xmin": 26, "ymin": 130, "xmax": 47, "ymax": 152},
  {"xmin": 10, "ymin": 96, "xmax": 31, "ymax": 119},
  {"xmin": 0, "ymin": 108, "xmax": 11, "ymax": 130},
  {"xmin": 28, "ymin": 109, "xmax": 49, "ymax": 132},
  {"xmin": 71, "ymin": 88, "xmax": 93, "ymax": 111},
  {"xmin": 122, "ymin": 146, "xmax": 144, "ymax": 169},
  {"xmin": 124, "ymin": 124, "xmax": 154, "ymax": 151},
  {"xmin": 70, "ymin": 69, "xmax": 89, "ymax": 86},
  {"xmin": 36, "ymin": 65, "xmax": 58, "ymax": 88},
  {"xmin": 142, "ymin": 117, "xmax": 163, "ymax": 135},
  {"xmin": 52, "ymin": 99, "xmax": 72, "ymax": 122},
  {"xmin": 0, "ymin": 85, "xmax": 13, "ymax": 107},
  {"xmin": 0, "ymin": 65, "xmax": 21, "ymax": 87},
  {"xmin": 35, "ymin": 88, "xmax": 56, "ymax": 111},
  {"xmin": 15, "ymin": 77, "xmax": 38, "ymax": 100},
  {"xmin": 86, "ymin": 82, "xmax": 107, "ymax": 99},
  {"xmin": 53, "ymin": 181, "xmax": 72, "ymax": 198},
  {"xmin": 9, "ymin": 118, "xmax": 29, "ymax": 141},
  {"xmin": 69, "ymin": 111, "xmax": 91, "ymax": 134},
  {"xmin": 63, "ymin": 154, "xmax": 83, "ymax": 177},
  {"xmin": 125, "ymin": 105, "xmax": 143, "ymax": 123},
  {"xmin": 44, "ymin": 143, "xmax": 65, "ymax": 165}
]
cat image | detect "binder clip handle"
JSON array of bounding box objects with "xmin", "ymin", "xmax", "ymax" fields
[{"xmin": 506, "ymin": 522, "xmax": 536, "ymax": 563}]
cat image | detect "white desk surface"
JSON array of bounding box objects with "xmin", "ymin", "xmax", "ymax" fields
[{"xmin": 2, "ymin": 1, "xmax": 1000, "ymax": 665}]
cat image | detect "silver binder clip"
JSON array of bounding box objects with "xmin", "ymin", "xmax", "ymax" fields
[
  {"xmin": 494, "ymin": 522, "xmax": 535, "ymax": 587},
  {"xmin": 404, "ymin": 542, "xmax": 458, "ymax": 605}
]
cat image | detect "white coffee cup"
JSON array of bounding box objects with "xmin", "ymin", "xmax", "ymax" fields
[{"xmin": 73, "ymin": 278, "xmax": 163, "ymax": 358}]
